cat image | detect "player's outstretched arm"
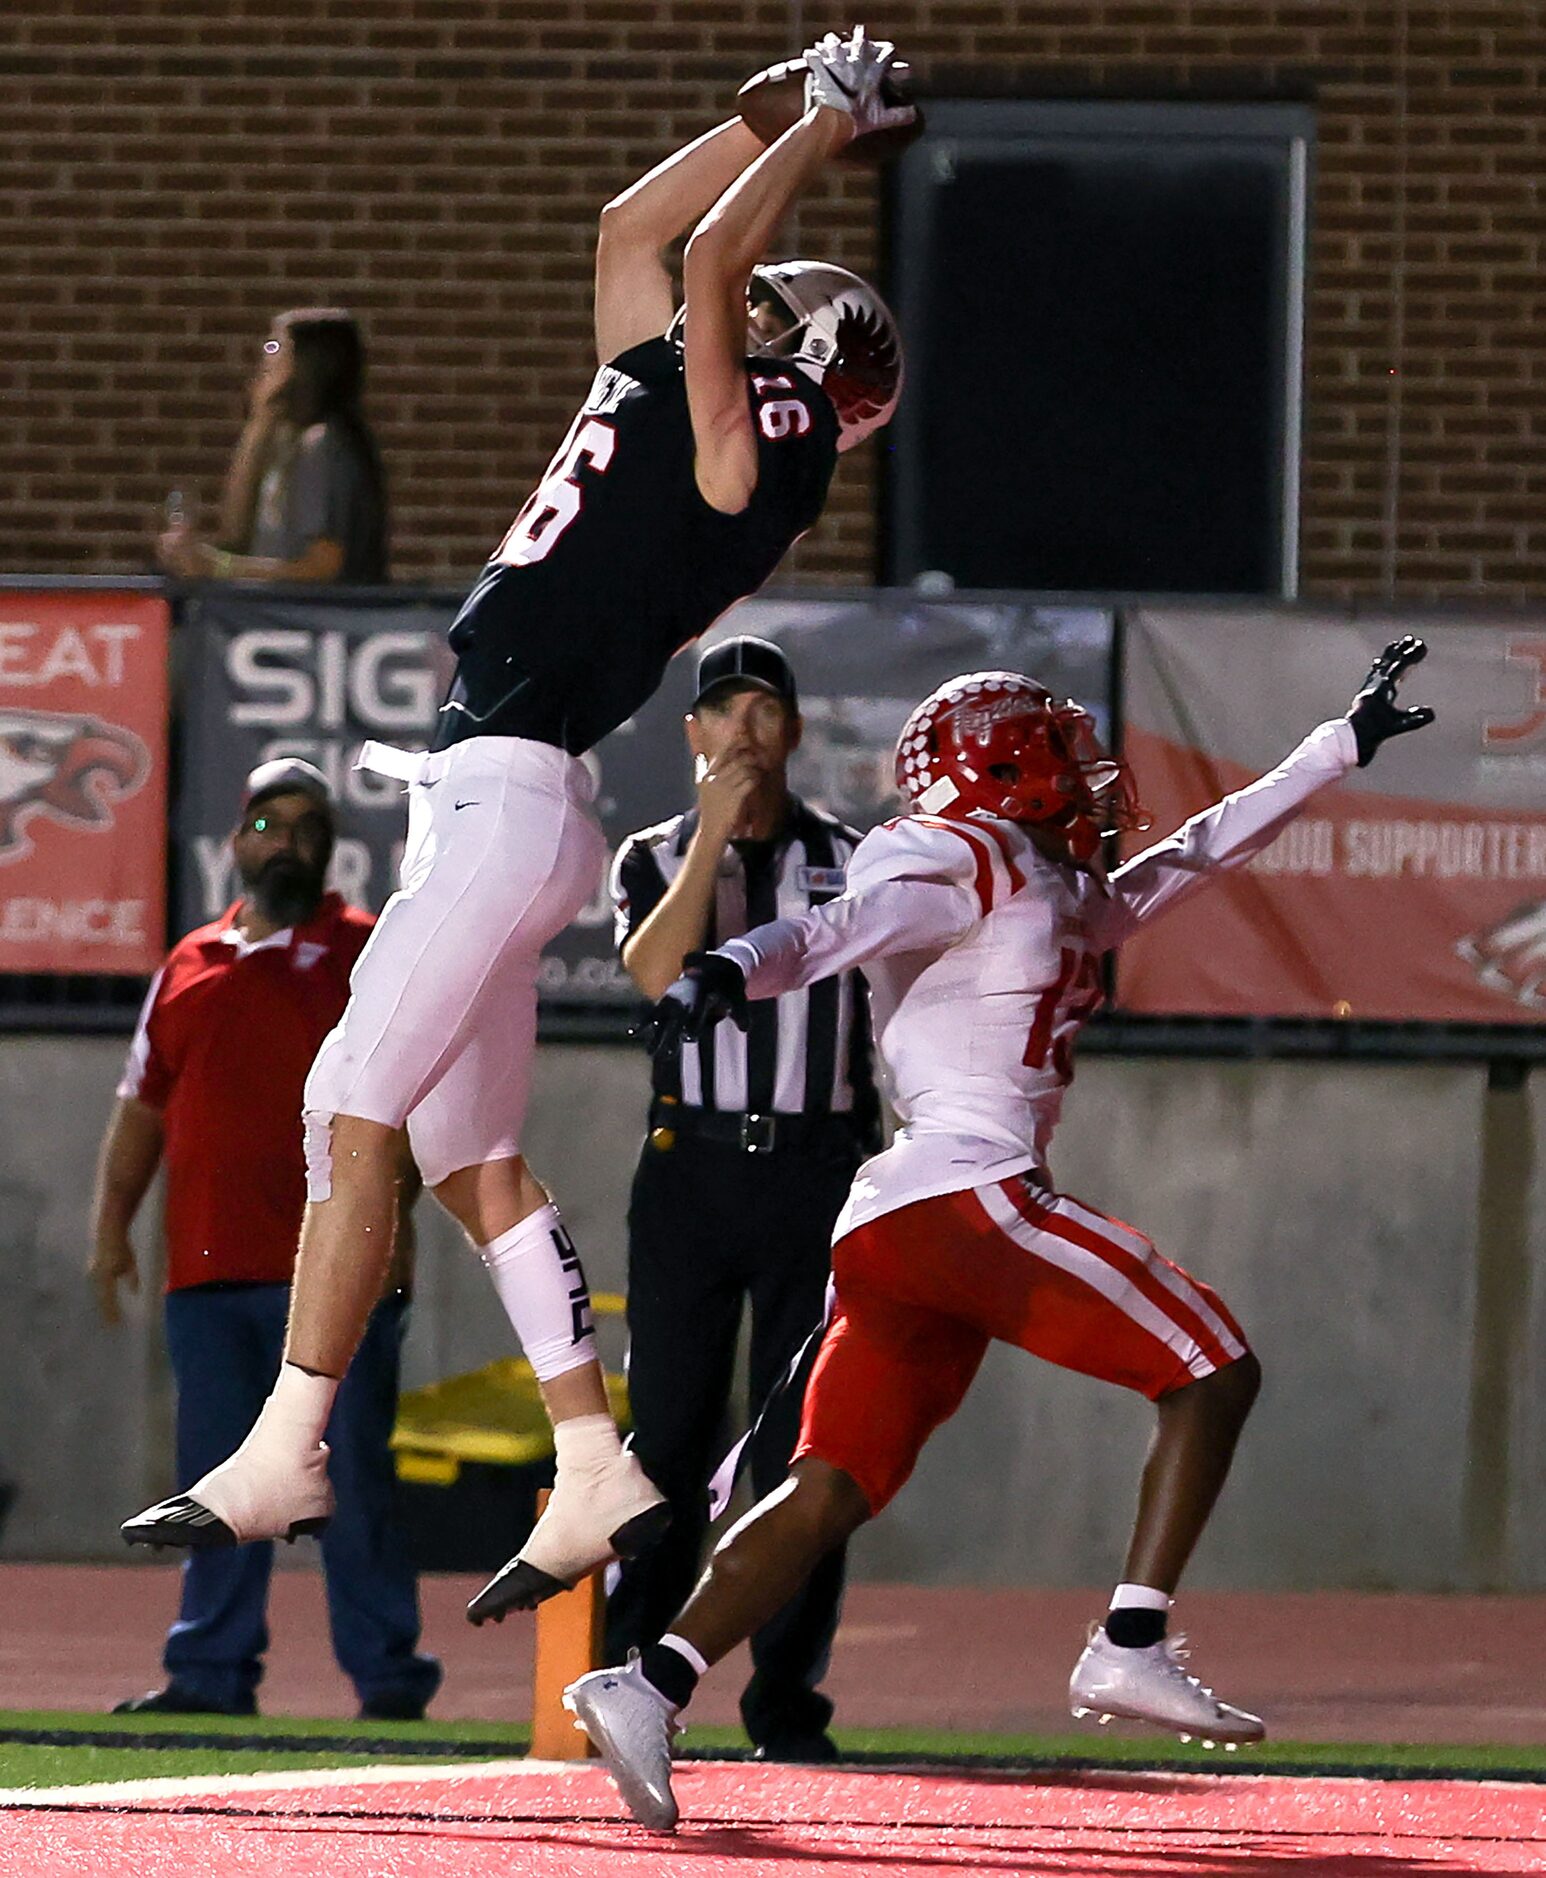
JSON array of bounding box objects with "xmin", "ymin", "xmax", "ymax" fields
[
  {"xmin": 1101, "ymin": 636, "xmax": 1436, "ymax": 943},
  {"xmin": 594, "ymin": 118, "xmax": 767, "ymax": 366},
  {"xmin": 681, "ymin": 100, "xmax": 852, "ymax": 512}
]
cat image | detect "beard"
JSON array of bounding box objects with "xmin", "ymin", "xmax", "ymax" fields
[{"xmin": 248, "ymin": 853, "xmax": 326, "ymax": 928}]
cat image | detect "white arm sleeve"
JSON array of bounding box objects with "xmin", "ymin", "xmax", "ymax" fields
[
  {"xmin": 1096, "ymin": 718, "xmax": 1358, "ymax": 947},
  {"xmin": 716, "ymin": 817, "xmax": 984, "ymax": 999}
]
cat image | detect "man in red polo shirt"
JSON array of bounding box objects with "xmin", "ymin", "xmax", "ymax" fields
[{"xmin": 90, "ymin": 759, "xmax": 440, "ymax": 1719}]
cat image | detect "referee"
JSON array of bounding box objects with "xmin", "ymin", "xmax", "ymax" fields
[{"xmin": 606, "ymin": 636, "xmax": 878, "ymax": 1762}]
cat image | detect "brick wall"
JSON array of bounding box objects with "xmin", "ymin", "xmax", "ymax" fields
[{"xmin": 2, "ymin": 2, "xmax": 1541, "ymax": 596}]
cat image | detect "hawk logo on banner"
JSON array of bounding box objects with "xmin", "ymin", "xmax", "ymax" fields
[
  {"xmin": 0, "ymin": 708, "xmax": 150, "ymax": 864},
  {"xmin": 1455, "ymin": 901, "xmax": 1546, "ymax": 1010}
]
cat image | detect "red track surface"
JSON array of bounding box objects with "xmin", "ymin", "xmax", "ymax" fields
[
  {"xmin": 7, "ymin": 1564, "xmax": 1546, "ymax": 1743},
  {"xmin": 3, "ymin": 1765, "xmax": 1543, "ymax": 1876}
]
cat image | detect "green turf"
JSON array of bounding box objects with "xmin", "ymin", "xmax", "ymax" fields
[
  {"xmin": 0, "ymin": 1709, "xmax": 524, "ymax": 1744},
  {"xmin": 0, "ymin": 1710, "xmax": 527, "ymax": 1790},
  {"xmin": 821, "ymin": 1729, "xmax": 1546, "ymax": 1777},
  {"xmin": 0, "ymin": 1708, "xmax": 1541, "ymax": 1791},
  {"xmin": 0, "ymin": 1746, "xmax": 403, "ymax": 1789}
]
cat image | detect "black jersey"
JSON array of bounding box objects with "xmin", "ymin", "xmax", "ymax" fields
[{"xmin": 433, "ymin": 336, "xmax": 839, "ymax": 756}]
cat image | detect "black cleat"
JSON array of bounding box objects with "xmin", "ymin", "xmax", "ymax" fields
[
  {"xmin": 121, "ymin": 1495, "xmax": 329, "ymax": 1550},
  {"xmin": 611, "ymin": 1502, "xmax": 673, "ymax": 1560},
  {"xmin": 754, "ymin": 1731, "xmax": 841, "ymax": 1765},
  {"xmin": 466, "ymin": 1502, "xmax": 673, "ymax": 1626},
  {"xmin": 122, "ymin": 1496, "xmax": 238, "ymax": 1549},
  {"xmin": 467, "ymin": 1557, "xmax": 566, "ymax": 1624}
]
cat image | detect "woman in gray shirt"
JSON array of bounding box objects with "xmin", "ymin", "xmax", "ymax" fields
[{"xmin": 157, "ymin": 308, "xmax": 388, "ymax": 584}]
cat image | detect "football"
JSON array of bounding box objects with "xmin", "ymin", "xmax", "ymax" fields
[{"xmin": 735, "ymin": 57, "xmax": 925, "ymax": 165}]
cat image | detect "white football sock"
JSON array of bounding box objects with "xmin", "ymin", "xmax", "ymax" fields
[
  {"xmin": 480, "ymin": 1204, "xmax": 599, "ymax": 1382},
  {"xmin": 657, "ymin": 1633, "xmax": 709, "ymax": 1678},
  {"xmin": 1109, "ymin": 1582, "xmax": 1173, "ymax": 1613}
]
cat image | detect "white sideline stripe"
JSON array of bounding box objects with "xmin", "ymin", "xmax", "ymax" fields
[
  {"xmin": 1057, "ymin": 1194, "xmax": 1246, "ymax": 1361},
  {"xmin": 979, "ymin": 1184, "xmax": 1212, "ymax": 1379},
  {"xmin": 0, "ymin": 1756, "xmax": 588, "ymax": 1808}
]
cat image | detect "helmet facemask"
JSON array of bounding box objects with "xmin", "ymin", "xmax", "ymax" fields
[
  {"xmin": 1041, "ymin": 706, "xmax": 1150, "ymax": 852},
  {"xmin": 745, "ymin": 279, "xmax": 803, "ymax": 359}
]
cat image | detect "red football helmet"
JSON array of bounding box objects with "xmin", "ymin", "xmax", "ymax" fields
[{"xmin": 894, "ymin": 671, "xmax": 1149, "ymax": 858}]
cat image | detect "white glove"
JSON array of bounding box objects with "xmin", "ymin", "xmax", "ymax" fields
[{"xmin": 803, "ymin": 25, "xmax": 917, "ymax": 140}]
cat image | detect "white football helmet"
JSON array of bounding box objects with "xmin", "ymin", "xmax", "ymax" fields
[{"xmin": 748, "ymin": 261, "xmax": 904, "ymax": 452}]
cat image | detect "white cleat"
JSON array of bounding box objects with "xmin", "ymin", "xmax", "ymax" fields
[
  {"xmin": 564, "ymin": 1656, "xmax": 680, "ymax": 1833},
  {"xmin": 122, "ymin": 1440, "xmax": 334, "ymax": 1549},
  {"xmin": 1068, "ymin": 1628, "xmax": 1265, "ymax": 1746},
  {"xmin": 467, "ymin": 1449, "xmax": 669, "ymax": 1623}
]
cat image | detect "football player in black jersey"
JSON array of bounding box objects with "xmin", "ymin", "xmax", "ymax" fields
[{"xmin": 123, "ymin": 30, "xmax": 912, "ymax": 1624}]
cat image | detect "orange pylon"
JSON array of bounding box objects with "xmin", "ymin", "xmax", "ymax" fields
[{"xmin": 528, "ymin": 1489, "xmax": 604, "ymax": 1760}]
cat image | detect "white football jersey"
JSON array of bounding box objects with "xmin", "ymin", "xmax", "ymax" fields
[{"xmin": 718, "ymin": 718, "xmax": 1357, "ymax": 1239}]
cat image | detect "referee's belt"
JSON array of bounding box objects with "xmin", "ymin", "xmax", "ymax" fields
[{"xmin": 649, "ymin": 1099, "xmax": 854, "ymax": 1156}]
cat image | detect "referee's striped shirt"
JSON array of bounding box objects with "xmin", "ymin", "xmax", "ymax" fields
[{"xmin": 611, "ymin": 796, "xmax": 878, "ymax": 1131}]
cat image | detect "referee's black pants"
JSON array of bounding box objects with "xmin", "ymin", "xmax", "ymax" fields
[{"xmin": 605, "ymin": 1128, "xmax": 857, "ymax": 1749}]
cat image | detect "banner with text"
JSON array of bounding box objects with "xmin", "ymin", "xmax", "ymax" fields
[
  {"xmin": 0, "ymin": 587, "xmax": 169, "ymax": 973},
  {"xmin": 1117, "ymin": 607, "xmax": 1546, "ymax": 1023},
  {"xmin": 177, "ymin": 588, "xmax": 1114, "ymax": 1006}
]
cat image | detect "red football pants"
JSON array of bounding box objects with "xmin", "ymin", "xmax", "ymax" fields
[{"xmin": 795, "ymin": 1173, "xmax": 1250, "ymax": 1513}]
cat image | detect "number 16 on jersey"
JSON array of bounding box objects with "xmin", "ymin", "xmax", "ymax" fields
[{"xmin": 495, "ymin": 416, "xmax": 618, "ymax": 568}]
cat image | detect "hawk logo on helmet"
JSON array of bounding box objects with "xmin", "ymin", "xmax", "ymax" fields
[
  {"xmin": 0, "ymin": 708, "xmax": 150, "ymax": 864},
  {"xmin": 824, "ymin": 300, "xmax": 902, "ymax": 430}
]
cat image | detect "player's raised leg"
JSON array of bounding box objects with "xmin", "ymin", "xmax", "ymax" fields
[
  {"xmin": 122, "ymin": 741, "xmax": 663, "ymax": 1560},
  {"xmin": 435, "ymin": 1151, "xmax": 667, "ymax": 1614},
  {"xmin": 118, "ymin": 1112, "xmax": 399, "ymax": 1550}
]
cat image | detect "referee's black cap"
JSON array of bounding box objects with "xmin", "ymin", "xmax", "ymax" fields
[{"xmin": 691, "ymin": 636, "xmax": 798, "ymax": 713}]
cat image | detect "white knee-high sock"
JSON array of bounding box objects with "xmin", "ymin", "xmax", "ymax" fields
[{"xmin": 480, "ymin": 1204, "xmax": 599, "ymax": 1382}]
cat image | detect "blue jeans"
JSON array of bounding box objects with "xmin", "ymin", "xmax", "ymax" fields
[{"xmin": 162, "ymin": 1285, "xmax": 441, "ymax": 1713}]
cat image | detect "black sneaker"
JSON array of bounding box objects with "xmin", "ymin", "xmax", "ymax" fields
[
  {"xmin": 357, "ymin": 1690, "xmax": 430, "ymax": 1723},
  {"xmin": 113, "ymin": 1685, "xmax": 258, "ymax": 1717},
  {"xmin": 753, "ymin": 1730, "xmax": 840, "ymax": 1764}
]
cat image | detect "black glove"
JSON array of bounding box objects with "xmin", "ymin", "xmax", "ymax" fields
[
  {"xmin": 1345, "ymin": 635, "xmax": 1436, "ymax": 767},
  {"xmin": 645, "ymin": 950, "xmax": 749, "ymax": 1059}
]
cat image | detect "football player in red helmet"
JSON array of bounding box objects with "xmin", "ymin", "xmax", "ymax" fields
[
  {"xmin": 567, "ymin": 644, "xmax": 1434, "ymax": 1832},
  {"xmin": 895, "ymin": 670, "xmax": 1148, "ymax": 862}
]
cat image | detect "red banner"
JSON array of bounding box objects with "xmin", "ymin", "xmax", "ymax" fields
[
  {"xmin": 0, "ymin": 589, "xmax": 169, "ymax": 973},
  {"xmin": 1117, "ymin": 609, "xmax": 1546, "ymax": 1024}
]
